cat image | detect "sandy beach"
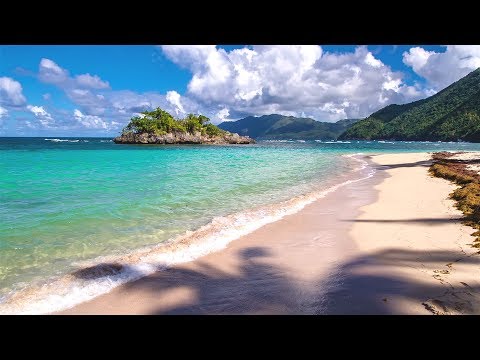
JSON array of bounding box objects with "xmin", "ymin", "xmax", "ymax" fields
[
  {"xmin": 335, "ymin": 153, "xmax": 480, "ymax": 314},
  {"xmin": 59, "ymin": 153, "xmax": 480, "ymax": 314}
]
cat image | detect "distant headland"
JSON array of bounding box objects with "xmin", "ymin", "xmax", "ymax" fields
[{"xmin": 113, "ymin": 108, "xmax": 254, "ymax": 145}]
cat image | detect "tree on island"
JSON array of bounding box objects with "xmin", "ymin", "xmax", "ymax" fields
[{"xmin": 122, "ymin": 108, "xmax": 226, "ymax": 137}]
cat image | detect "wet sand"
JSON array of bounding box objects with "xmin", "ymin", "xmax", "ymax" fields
[{"xmin": 60, "ymin": 153, "xmax": 480, "ymax": 314}]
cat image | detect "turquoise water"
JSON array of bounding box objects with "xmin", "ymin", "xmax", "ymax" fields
[{"xmin": 2, "ymin": 137, "xmax": 480, "ymax": 313}]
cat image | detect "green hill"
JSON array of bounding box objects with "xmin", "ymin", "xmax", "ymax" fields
[
  {"xmin": 218, "ymin": 114, "xmax": 359, "ymax": 140},
  {"xmin": 339, "ymin": 68, "xmax": 480, "ymax": 141}
]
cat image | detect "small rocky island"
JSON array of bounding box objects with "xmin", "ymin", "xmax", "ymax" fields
[{"xmin": 113, "ymin": 108, "xmax": 254, "ymax": 145}]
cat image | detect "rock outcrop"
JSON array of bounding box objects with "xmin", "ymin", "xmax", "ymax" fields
[{"xmin": 113, "ymin": 131, "xmax": 255, "ymax": 145}]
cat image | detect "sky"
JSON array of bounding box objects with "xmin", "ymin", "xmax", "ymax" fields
[{"xmin": 1, "ymin": 45, "xmax": 480, "ymax": 137}]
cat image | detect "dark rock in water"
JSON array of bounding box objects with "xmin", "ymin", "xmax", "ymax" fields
[
  {"xmin": 71, "ymin": 263, "xmax": 124, "ymax": 280},
  {"xmin": 113, "ymin": 131, "xmax": 255, "ymax": 145}
]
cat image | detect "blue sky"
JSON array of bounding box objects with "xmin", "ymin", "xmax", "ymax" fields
[{"xmin": 1, "ymin": 45, "xmax": 478, "ymax": 136}]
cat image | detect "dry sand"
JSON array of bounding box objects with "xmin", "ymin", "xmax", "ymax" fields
[
  {"xmin": 60, "ymin": 152, "xmax": 480, "ymax": 315},
  {"xmin": 342, "ymin": 153, "xmax": 480, "ymax": 314}
]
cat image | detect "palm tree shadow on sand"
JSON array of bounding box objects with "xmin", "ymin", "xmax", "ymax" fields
[
  {"xmin": 122, "ymin": 246, "xmax": 300, "ymax": 314},
  {"xmin": 317, "ymin": 248, "xmax": 480, "ymax": 315},
  {"xmin": 71, "ymin": 244, "xmax": 480, "ymax": 314}
]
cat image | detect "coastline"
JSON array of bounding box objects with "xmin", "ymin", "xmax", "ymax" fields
[
  {"xmin": 1, "ymin": 153, "xmax": 371, "ymax": 314},
  {"xmin": 59, "ymin": 152, "xmax": 480, "ymax": 314},
  {"xmin": 58, "ymin": 155, "xmax": 380, "ymax": 314}
]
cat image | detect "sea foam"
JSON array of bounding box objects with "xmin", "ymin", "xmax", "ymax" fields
[{"xmin": 44, "ymin": 139, "xmax": 80, "ymax": 143}]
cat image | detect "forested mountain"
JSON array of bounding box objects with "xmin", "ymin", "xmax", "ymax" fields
[
  {"xmin": 339, "ymin": 68, "xmax": 480, "ymax": 141},
  {"xmin": 218, "ymin": 114, "xmax": 359, "ymax": 140}
]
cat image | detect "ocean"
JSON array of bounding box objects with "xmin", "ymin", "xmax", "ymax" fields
[{"xmin": 2, "ymin": 137, "xmax": 480, "ymax": 313}]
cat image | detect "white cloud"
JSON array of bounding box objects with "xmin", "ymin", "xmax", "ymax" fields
[
  {"xmin": 27, "ymin": 105, "xmax": 53, "ymax": 127},
  {"xmin": 0, "ymin": 106, "xmax": 8, "ymax": 118},
  {"xmin": 0, "ymin": 77, "xmax": 27, "ymax": 106},
  {"xmin": 108, "ymin": 90, "xmax": 202, "ymax": 120},
  {"xmin": 37, "ymin": 58, "xmax": 110, "ymax": 114},
  {"xmin": 39, "ymin": 58, "xmax": 69, "ymax": 84},
  {"xmin": 109, "ymin": 90, "xmax": 169, "ymax": 115},
  {"xmin": 216, "ymin": 107, "xmax": 230, "ymax": 122},
  {"xmin": 27, "ymin": 105, "xmax": 52, "ymax": 119},
  {"xmin": 15, "ymin": 59, "xmax": 194, "ymax": 134},
  {"xmin": 0, "ymin": 105, "xmax": 7, "ymax": 128},
  {"xmin": 66, "ymin": 88, "xmax": 108, "ymax": 115},
  {"xmin": 403, "ymin": 47, "xmax": 435, "ymax": 74},
  {"xmin": 364, "ymin": 52, "xmax": 382, "ymax": 68},
  {"xmin": 161, "ymin": 45, "xmax": 427, "ymax": 122},
  {"xmin": 73, "ymin": 109, "xmax": 112, "ymax": 130},
  {"xmin": 403, "ymin": 45, "xmax": 480, "ymax": 90},
  {"xmin": 161, "ymin": 45, "xmax": 215, "ymax": 71},
  {"xmin": 75, "ymin": 73, "xmax": 110, "ymax": 89},
  {"xmin": 166, "ymin": 90, "xmax": 185, "ymax": 115}
]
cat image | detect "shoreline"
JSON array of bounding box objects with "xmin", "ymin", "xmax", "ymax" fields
[
  {"xmin": 58, "ymin": 155, "xmax": 382, "ymax": 314},
  {"xmin": 1, "ymin": 154, "xmax": 372, "ymax": 314},
  {"xmin": 5, "ymin": 151, "xmax": 479, "ymax": 314},
  {"xmin": 60, "ymin": 152, "xmax": 480, "ymax": 314}
]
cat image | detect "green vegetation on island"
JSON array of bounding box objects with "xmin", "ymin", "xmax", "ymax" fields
[
  {"xmin": 122, "ymin": 108, "xmax": 226, "ymax": 137},
  {"xmin": 339, "ymin": 68, "xmax": 480, "ymax": 141},
  {"xmin": 218, "ymin": 114, "xmax": 359, "ymax": 140},
  {"xmin": 114, "ymin": 108, "xmax": 254, "ymax": 144}
]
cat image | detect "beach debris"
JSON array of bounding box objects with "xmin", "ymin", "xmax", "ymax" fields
[{"xmin": 429, "ymin": 152, "xmax": 480, "ymax": 249}]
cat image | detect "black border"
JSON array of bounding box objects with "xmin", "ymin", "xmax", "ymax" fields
[
  {"xmin": 4, "ymin": 314, "xmax": 475, "ymax": 350},
  {"xmin": 2, "ymin": 4, "xmax": 480, "ymax": 44},
  {"xmin": 2, "ymin": 3, "xmax": 479, "ymax": 344}
]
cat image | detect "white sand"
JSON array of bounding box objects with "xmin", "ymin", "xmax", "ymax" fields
[
  {"xmin": 449, "ymin": 151, "xmax": 480, "ymax": 161},
  {"xmin": 349, "ymin": 153, "xmax": 480, "ymax": 314}
]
